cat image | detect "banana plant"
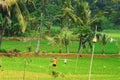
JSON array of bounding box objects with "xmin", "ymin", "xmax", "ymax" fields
[{"xmin": 100, "ymin": 34, "xmax": 109, "ymax": 54}]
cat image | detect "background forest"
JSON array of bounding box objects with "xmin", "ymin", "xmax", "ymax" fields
[{"xmin": 1, "ymin": 0, "xmax": 120, "ymax": 36}]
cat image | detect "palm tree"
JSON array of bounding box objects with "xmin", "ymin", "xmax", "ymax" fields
[
  {"xmin": 0, "ymin": 0, "xmax": 28, "ymax": 48},
  {"xmin": 75, "ymin": 0, "xmax": 102, "ymax": 53},
  {"xmin": 74, "ymin": 0, "xmax": 93, "ymax": 53},
  {"xmin": 5, "ymin": 0, "xmax": 27, "ymax": 32},
  {"xmin": 35, "ymin": 0, "xmax": 47, "ymax": 54},
  {"xmin": 60, "ymin": 0, "xmax": 76, "ymax": 53}
]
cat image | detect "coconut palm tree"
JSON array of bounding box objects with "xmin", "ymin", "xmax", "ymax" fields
[
  {"xmin": 60, "ymin": 0, "xmax": 77, "ymax": 53},
  {"xmin": 74, "ymin": 0, "xmax": 93, "ymax": 53},
  {"xmin": 0, "ymin": 0, "xmax": 28, "ymax": 48},
  {"xmin": 35, "ymin": 0, "xmax": 47, "ymax": 54},
  {"xmin": 75, "ymin": 0, "xmax": 103, "ymax": 53},
  {"xmin": 5, "ymin": 0, "xmax": 27, "ymax": 32}
]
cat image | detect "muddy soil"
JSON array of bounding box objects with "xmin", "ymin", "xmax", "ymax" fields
[{"xmin": 0, "ymin": 52, "xmax": 119, "ymax": 58}]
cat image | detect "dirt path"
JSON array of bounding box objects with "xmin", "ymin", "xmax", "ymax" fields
[{"xmin": 0, "ymin": 52, "xmax": 120, "ymax": 58}]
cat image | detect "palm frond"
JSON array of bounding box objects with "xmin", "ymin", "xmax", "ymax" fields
[
  {"xmin": 5, "ymin": 0, "xmax": 17, "ymax": 7},
  {"xmin": 61, "ymin": 7, "xmax": 77, "ymax": 22},
  {"xmin": 0, "ymin": 0, "xmax": 27, "ymax": 32},
  {"xmin": 15, "ymin": 3, "xmax": 26, "ymax": 32}
]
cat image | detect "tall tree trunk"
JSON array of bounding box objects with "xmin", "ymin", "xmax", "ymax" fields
[
  {"xmin": 65, "ymin": 19, "xmax": 69, "ymax": 53},
  {"xmin": 35, "ymin": 0, "xmax": 46, "ymax": 55},
  {"xmin": 0, "ymin": 31, "xmax": 3, "ymax": 48},
  {"xmin": 102, "ymin": 45, "xmax": 104, "ymax": 55},
  {"xmin": 59, "ymin": 46, "xmax": 62, "ymax": 53},
  {"xmin": 59, "ymin": 39, "xmax": 62, "ymax": 53},
  {"xmin": 65, "ymin": 33, "xmax": 69, "ymax": 53},
  {"xmin": 0, "ymin": 29, "xmax": 5, "ymax": 48},
  {"xmin": 35, "ymin": 13, "xmax": 44, "ymax": 55},
  {"xmin": 59, "ymin": 47, "xmax": 62, "ymax": 53},
  {"xmin": 66, "ymin": 43, "xmax": 69, "ymax": 53},
  {"xmin": 78, "ymin": 35, "xmax": 82, "ymax": 53},
  {"xmin": 0, "ymin": 17, "xmax": 6, "ymax": 49}
]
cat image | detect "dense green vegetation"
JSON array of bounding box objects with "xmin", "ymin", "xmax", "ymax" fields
[
  {"xmin": 1, "ymin": 0, "xmax": 119, "ymax": 37},
  {"xmin": 0, "ymin": 57, "xmax": 119, "ymax": 80},
  {"xmin": 0, "ymin": 0, "xmax": 120, "ymax": 54}
]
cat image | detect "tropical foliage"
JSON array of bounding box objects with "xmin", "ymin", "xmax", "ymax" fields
[{"xmin": 0, "ymin": 0, "xmax": 119, "ymax": 54}]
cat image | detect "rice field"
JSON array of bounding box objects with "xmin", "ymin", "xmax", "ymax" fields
[{"xmin": 0, "ymin": 57, "xmax": 119, "ymax": 80}]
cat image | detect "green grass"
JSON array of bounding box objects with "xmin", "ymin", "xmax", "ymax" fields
[
  {"xmin": 0, "ymin": 57, "xmax": 119, "ymax": 80},
  {"xmin": 103, "ymin": 30, "xmax": 120, "ymax": 38},
  {"xmin": 1, "ymin": 39, "xmax": 119, "ymax": 54}
]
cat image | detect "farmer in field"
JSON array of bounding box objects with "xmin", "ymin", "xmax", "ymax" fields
[
  {"xmin": 64, "ymin": 59, "xmax": 67, "ymax": 64},
  {"xmin": 52, "ymin": 57, "xmax": 57, "ymax": 69},
  {"xmin": 52, "ymin": 57, "xmax": 57, "ymax": 76}
]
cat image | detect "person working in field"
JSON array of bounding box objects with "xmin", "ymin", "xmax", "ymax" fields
[
  {"xmin": 52, "ymin": 57, "xmax": 57, "ymax": 76},
  {"xmin": 52, "ymin": 57, "xmax": 57, "ymax": 69},
  {"xmin": 64, "ymin": 59, "xmax": 67, "ymax": 64}
]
